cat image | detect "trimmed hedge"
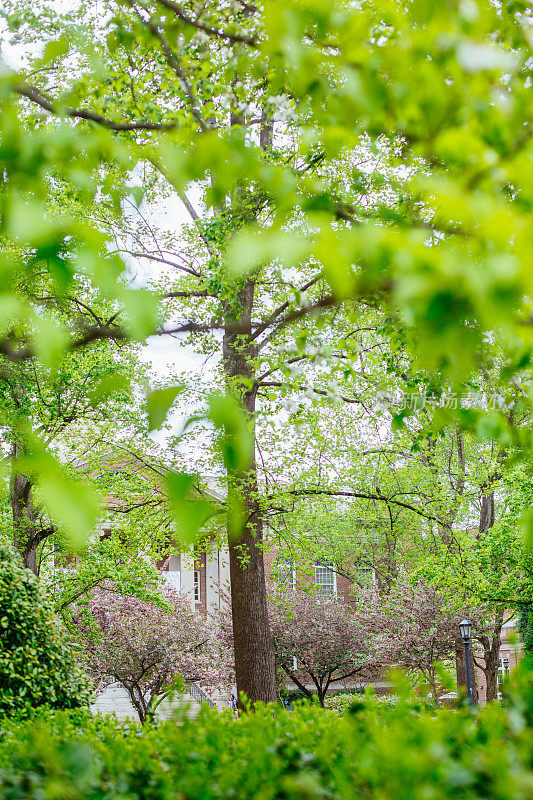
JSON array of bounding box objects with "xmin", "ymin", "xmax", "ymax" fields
[{"xmin": 0, "ymin": 662, "xmax": 532, "ymax": 800}]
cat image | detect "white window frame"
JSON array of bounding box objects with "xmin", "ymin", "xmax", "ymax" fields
[
  {"xmin": 314, "ymin": 562, "xmax": 337, "ymax": 597},
  {"xmin": 275, "ymin": 559, "xmax": 296, "ymax": 590},
  {"xmin": 498, "ymin": 656, "xmax": 510, "ymax": 686},
  {"xmin": 194, "ymin": 570, "xmax": 200, "ymax": 603},
  {"xmin": 163, "ymin": 570, "xmax": 181, "ymax": 591}
]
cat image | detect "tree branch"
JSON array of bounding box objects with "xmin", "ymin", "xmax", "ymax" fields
[
  {"xmin": 256, "ymin": 295, "xmax": 339, "ymax": 351},
  {"xmin": 278, "ymin": 488, "xmax": 446, "ymax": 525},
  {"xmin": 153, "ymin": 0, "xmax": 257, "ymax": 45},
  {"xmin": 249, "ymin": 276, "xmax": 322, "ymax": 343},
  {"xmin": 0, "ymin": 320, "xmax": 127, "ymax": 363},
  {"xmin": 123, "ymin": 0, "xmax": 207, "ymax": 130},
  {"xmin": 13, "ymin": 83, "xmax": 180, "ymax": 131}
]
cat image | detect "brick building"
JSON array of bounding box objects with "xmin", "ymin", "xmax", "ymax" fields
[
  {"xmin": 474, "ymin": 616, "xmax": 523, "ymax": 703},
  {"xmin": 164, "ymin": 544, "xmax": 368, "ymax": 614}
]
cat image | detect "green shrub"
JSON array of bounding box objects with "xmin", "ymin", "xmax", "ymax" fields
[
  {"xmin": 279, "ymin": 687, "xmax": 315, "ymax": 704},
  {"xmin": 0, "ymin": 543, "xmax": 91, "ymax": 717},
  {"xmin": 0, "ymin": 660, "xmax": 532, "ymax": 800},
  {"xmin": 324, "ymin": 691, "xmax": 436, "ymax": 715}
]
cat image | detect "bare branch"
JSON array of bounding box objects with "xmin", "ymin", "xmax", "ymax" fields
[
  {"xmin": 153, "ymin": 0, "xmax": 257, "ymax": 45},
  {"xmin": 249, "ymin": 276, "xmax": 321, "ymax": 343},
  {"xmin": 122, "ymin": 251, "xmax": 202, "ymax": 277},
  {"xmin": 163, "ymin": 289, "xmax": 213, "ymax": 298},
  {"xmin": 278, "ymin": 488, "xmax": 446, "ymax": 526},
  {"xmin": 178, "ymin": 192, "xmax": 215, "ymax": 256},
  {"xmin": 256, "ymin": 295, "xmax": 339, "ymax": 351},
  {"xmin": 13, "ymin": 83, "xmax": 180, "ymax": 131}
]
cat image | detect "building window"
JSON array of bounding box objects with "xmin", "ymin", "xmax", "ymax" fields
[
  {"xmin": 498, "ymin": 656, "xmax": 510, "ymax": 687},
  {"xmin": 352, "ymin": 561, "xmax": 375, "ymax": 587},
  {"xmin": 314, "ymin": 562, "xmax": 336, "ymax": 596},
  {"xmin": 163, "ymin": 554, "xmax": 181, "ymax": 591},
  {"xmin": 274, "ymin": 559, "xmax": 296, "ymax": 589},
  {"xmin": 194, "ymin": 570, "xmax": 200, "ymax": 603},
  {"xmin": 164, "ymin": 570, "xmax": 180, "ymax": 590}
]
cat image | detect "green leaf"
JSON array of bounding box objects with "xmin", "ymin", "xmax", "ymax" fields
[
  {"xmin": 165, "ymin": 471, "xmax": 215, "ymax": 545},
  {"xmin": 521, "ymin": 510, "xmax": 533, "ymax": 551},
  {"xmin": 33, "ymin": 315, "xmax": 69, "ymax": 369},
  {"xmin": 90, "ymin": 374, "xmax": 132, "ymax": 405},
  {"xmin": 8, "ymin": 196, "xmax": 62, "ymax": 246},
  {"xmin": 0, "ymin": 295, "xmax": 22, "ymax": 335},
  {"xmin": 225, "ymin": 228, "xmax": 309, "ymax": 275},
  {"xmin": 147, "ymin": 385, "xmax": 185, "ymax": 431},
  {"xmin": 208, "ymin": 394, "xmax": 253, "ymax": 472},
  {"xmin": 120, "ymin": 288, "xmax": 159, "ymax": 339},
  {"xmin": 39, "ymin": 475, "xmax": 101, "ymax": 551},
  {"xmin": 42, "ymin": 37, "xmax": 70, "ymax": 64}
]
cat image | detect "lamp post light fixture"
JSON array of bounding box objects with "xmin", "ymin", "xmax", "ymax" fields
[{"xmin": 459, "ymin": 618, "xmax": 475, "ymax": 710}]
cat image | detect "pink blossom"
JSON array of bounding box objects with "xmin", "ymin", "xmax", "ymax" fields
[{"xmin": 74, "ymin": 586, "xmax": 226, "ymax": 723}]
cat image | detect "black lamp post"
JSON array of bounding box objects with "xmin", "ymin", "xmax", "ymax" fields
[{"xmin": 459, "ymin": 618, "xmax": 474, "ymax": 710}]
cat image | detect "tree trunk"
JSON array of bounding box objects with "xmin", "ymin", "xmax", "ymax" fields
[
  {"xmin": 10, "ymin": 441, "xmax": 53, "ymax": 574},
  {"xmin": 484, "ymin": 653, "xmax": 499, "ymax": 703},
  {"xmin": 475, "ymin": 489, "xmax": 501, "ymax": 702},
  {"xmin": 478, "ymin": 491, "xmax": 495, "ymax": 536},
  {"xmin": 223, "ymin": 281, "xmax": 277, "ymax": 708},
  {"xmin": 126, "ymin": 682, "xmax": 148, "ymax": 724},
  {"xmin": 426, "ymin": 666, "xmax": 438, "ymax": 704},
  {"xmin": 476, "ymin": 608, "xmax": 504, "ymax": 703}
]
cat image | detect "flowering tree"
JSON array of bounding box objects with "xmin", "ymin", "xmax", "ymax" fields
[
  {"xmin": 76, "ymin": 587, "xmax": 223, "ymax": 723},
  {"xmin": 268, "ymin": 588, "xmax": 382, "ymax": 707},
  {"xmin": 378, "ymin": 582, "xmax": 461, "ymax": 702}
]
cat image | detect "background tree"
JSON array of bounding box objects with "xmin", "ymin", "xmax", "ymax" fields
[
  {"xmin": 262, "ymin": 338, "xmax": 532, "ymax": 701},
  {"xmin": 222, "ymin": 585, "xmax": 382, "ymax": 707},
  {"xmin": 1, "ymin": 340, "xmax": 137, "ymax": 572},
  {"xmin": 76, "ymin": 586, "xmax": 224, "ymax": 723},
  {"xmin": 377, "ymin": 581, "xmax": 461, "ymax": 702},
  {"xmin": 270, "ymin": 588, "xmax": 383, "ymax": 707}
]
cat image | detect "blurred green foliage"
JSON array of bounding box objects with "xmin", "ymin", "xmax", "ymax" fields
[
  {"xmin": 2, "ymin": 0, "xmax": 533, "ymax": 542},
  {"xmin": 0, "ymin": 660, "xmax": 532, "ymax": 800}
]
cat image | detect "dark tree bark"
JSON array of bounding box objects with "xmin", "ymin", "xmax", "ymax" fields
[
  {"xmin": 10, "ymin": 441, "xmax": 54, "ymax": 574},
  {"xmin": 475, "ymin": 607, "xmax": 505, "ymax": 703},
  {"xmin": 473, "ymin": 486, "xmax": 501, "ymax": 699},
  {"xmin": 124, "ymin": 681, "xmax": 149, "ymax": 724},
  {"xmin": 223, "ymin": 280, "xmax": 277, "ymax": 708},
  {"xmin": 479, "ymin": 491, "xmax": 495, "ymax": 536}
]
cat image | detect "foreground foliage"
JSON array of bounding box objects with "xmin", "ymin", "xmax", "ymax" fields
[
  {"xmin": 1, "ymin": 664, "xmax": 532, "ymax": 800},
  {"xmin": 0, "ymin": 544, "xmax": 91, "ymax": 717}
]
